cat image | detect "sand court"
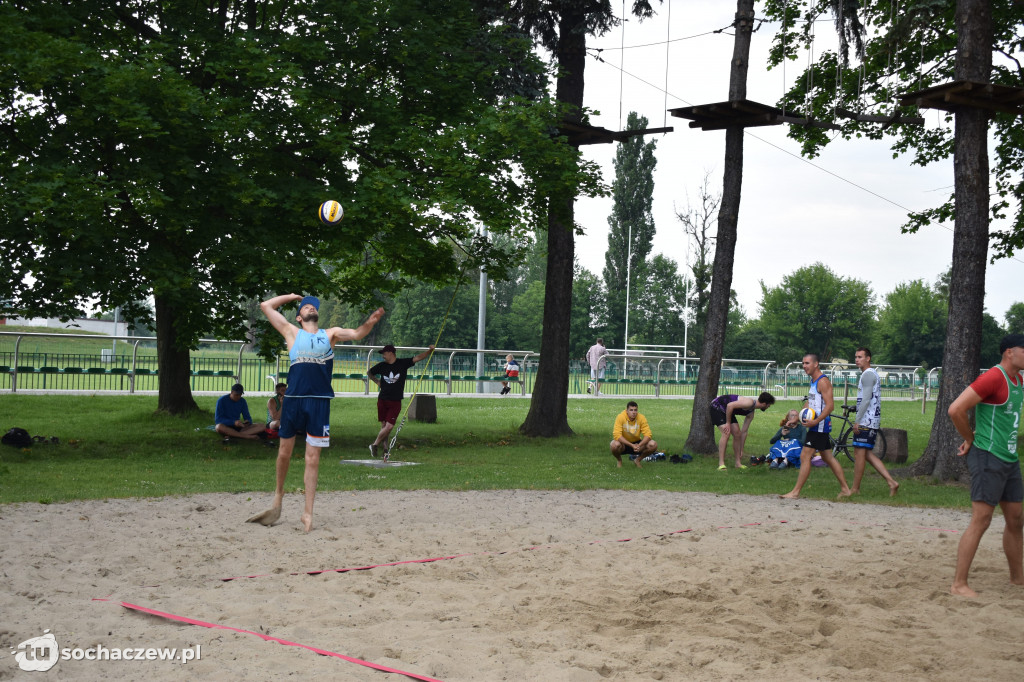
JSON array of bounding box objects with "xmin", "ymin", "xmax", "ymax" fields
[{"xmin": 2, "ymin": 490, "xmax": 1022, "ymax": 680}]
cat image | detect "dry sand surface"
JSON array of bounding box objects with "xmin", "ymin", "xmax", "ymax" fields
[{"xmin": 3, "ymin": 489, "xmax": 1023, "ymax": 681}]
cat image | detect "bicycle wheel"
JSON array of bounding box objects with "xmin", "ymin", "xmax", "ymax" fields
[{"xmin": 832, "ymin": 426, "xmax": 854, "ymax": 462}]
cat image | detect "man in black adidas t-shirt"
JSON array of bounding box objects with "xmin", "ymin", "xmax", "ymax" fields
[{"xmin": 368, "ymin": 343, "xmax": 434, "ymax": 457}]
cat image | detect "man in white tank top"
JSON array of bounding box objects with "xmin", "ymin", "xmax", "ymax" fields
[{"xmin": 781, "ymin": 353, "xmax": 852, "ymax": 500}]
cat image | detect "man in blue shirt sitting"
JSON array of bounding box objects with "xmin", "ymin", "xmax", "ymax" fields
[{"xmin": 215, "ymin": 383, "xmax": 266, "ymax": 442}]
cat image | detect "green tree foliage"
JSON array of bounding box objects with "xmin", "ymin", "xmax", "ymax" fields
[
  {"xmin": 1004, "ymin": 302, "xmax": 1024, "ymax": 333},
  {"xmin": 629, "ymin": 254, "xmax": 688, "ymax": 347},
  {"xmin": 759, "ymin": 263, "xmax": 875, "ymax": 360},
  {"xmin": 724, "ymin": 318, "xmax": 799, "ymax": 365},
  {"xmin": 389, "ymin": 280, "xmax": 482, "ymax": 350},
  {"xmin": 762, "ymin": 0, "xmax": 1022, "ymax": 250},
  {"xmin": 508, "ymin": 280, "xmax": 546, "ymax": 352},
  {"xmin": 570, "ymin": 265, "xmax": 606, "ymax": 359},
  {"xmin": 0, "ymin": 0, "xmax": 601, "ymax": 413},
  {"xmin": 602, "ymin": 111, "xmax": 657, "ymax": 348},
  {"xmin": 875, "ymin": 279, "xmax": 947, "ymax": 368}
]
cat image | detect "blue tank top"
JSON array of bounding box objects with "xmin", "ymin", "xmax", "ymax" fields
[
  {"xmin": 808, "ymin": 374, "xmax": 831, "ymax": 433},
  {"xmin": 287, "ymin": 329, "xmax": 334, "ymax": 398}
]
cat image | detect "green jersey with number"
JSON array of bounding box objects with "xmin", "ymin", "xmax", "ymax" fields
[{"xmin": 974, "ymin": 365, "xmax": 1024, "ymax": 463}]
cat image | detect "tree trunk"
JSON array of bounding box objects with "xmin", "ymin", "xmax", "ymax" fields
[
  {"xmin": 155, "ymin": 293, "xmax": 199, "ymax": 415},
  {"xmin": 906, "ymin": 0, "xmax": 990, "ymax": 481},
  {"xmin": 520, "ymin": 10, "xmax": 586, "ymax": 438},
  {"xmin": 684, "ymin": 0, "xmax": 754, "ymax": 455}
]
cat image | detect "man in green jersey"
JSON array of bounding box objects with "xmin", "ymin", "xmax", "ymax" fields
[{"xmin": 948, "ymin": 333, "xmax": 1024, "ymax": 597}]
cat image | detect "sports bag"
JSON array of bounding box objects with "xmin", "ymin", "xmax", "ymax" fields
[{"xmin": 2, "ymin": 427, "xmax": 32, "ymax": 448}]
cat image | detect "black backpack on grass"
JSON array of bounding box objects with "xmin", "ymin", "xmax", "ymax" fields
[{"xmin": 2, "ymin": 428, "xmax": 32, "ymax": 448}]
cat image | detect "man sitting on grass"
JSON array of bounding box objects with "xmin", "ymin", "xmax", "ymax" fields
[
  {"xmin": 610, "ymin": 400, "xmax": 658, "ymax": 468},
  {"xmin": 215, "ymin": 383, "xmax": 266, "ymax": 443}
]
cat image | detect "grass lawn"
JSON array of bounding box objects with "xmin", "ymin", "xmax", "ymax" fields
[{"xmin": 0, "ymin": 394, "xmax": 972, "ymax": 509}]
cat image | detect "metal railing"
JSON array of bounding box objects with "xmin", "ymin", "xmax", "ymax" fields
[{"xmin": 1, "ymin": 331, "xmax": 950, "ymax": 402}]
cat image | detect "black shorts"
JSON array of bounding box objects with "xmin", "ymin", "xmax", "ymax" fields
[
  {"xmin": 619, "ymin": 442, "xmax": 639, "ymax": 455},
  {"xmin": 967, "ymin": 445, "xmax": 1024, "ymax": 506},
  {"xmin": 802, "ymin": 431, "xmax": 832, "ymax": 452},
  {"xmin": 709, "ymin": 407, "xmax": 736, "ymax": 428}
]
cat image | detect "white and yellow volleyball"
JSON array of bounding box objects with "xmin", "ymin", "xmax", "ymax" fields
[{"xmin": 318, "ymin": 200, "xmax": 344, "ymax": 225}]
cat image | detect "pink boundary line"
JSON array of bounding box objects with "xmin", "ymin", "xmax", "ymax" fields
[
  {"xmin": 220, "ymin": 521, "xmax": 793, "ymax": 582},
  {"xmin": 95, "ymin": 598, "xmax": 444, "ymax": 682}
]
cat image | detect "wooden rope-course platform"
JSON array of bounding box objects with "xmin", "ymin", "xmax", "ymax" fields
[{"xmin": 899, "ymin": 80, "xmax": 1024, "ymax": 116}]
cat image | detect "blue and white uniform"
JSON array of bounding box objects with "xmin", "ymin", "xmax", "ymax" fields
[
  {"xmin": 280, "ymin": 328, "xmax": 334, "ymax": 446},
  {"xmin": 855, "ymin": 367, "xmax": 882, "ymax": 429},
  {"xmin": 807, "ymin": 374, "xmax": 831, "ymax": 434}
]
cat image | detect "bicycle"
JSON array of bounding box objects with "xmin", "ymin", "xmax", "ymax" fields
[{"xmin": 828, "ymin": 404, "xmax": 887, "ymax": 463}]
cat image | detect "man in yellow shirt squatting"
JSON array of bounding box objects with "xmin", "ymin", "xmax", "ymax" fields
[{"xmin": 610, "ymin": 400, "xmax": 658, "ymax": 468}]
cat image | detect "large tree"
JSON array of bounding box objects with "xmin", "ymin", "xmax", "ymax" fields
[
  {"xmin": 763, "ymin": 0, "xmax": 1020, "ymax": 480},
  {"xmin": 602, "ymin": 111, "xmax": 658, "ymax": 348},
  {"xmin": 684, "ymin": 0, "xmax": 757, "ymax": 456},
  {"xmin": 499, "ymin": 0, "xmax": 659, "ymax": 437},
  {"xmin": 1, "ymin": 0, "xmax": 599, "ymax": 414}
]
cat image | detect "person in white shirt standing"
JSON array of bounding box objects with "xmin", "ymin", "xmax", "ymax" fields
[
  {"xmin": 850, "ymin": 347, "xmax": 899, "ymax": 496},
  {"xmin": 586, "ymin": 338, "xmax": 609, "ymax": 396}
]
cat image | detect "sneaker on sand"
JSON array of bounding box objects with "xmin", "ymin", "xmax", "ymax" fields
[{"xmin": 369, "ymin": 444, "xmax": 379, "ymax": 459}]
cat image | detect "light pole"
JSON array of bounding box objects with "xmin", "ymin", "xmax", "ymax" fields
[
  {"xmin": 476, "ymin": 227, "xmax": 488, "ymax": 393},
  {"xmin": 624, "ymin": 223, "xmax": 632, "ymax": 351}
]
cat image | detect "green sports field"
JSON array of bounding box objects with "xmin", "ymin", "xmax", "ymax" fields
[{"xmin": 0, "ymin": 394, "xmax": 978, "ymax": 509}]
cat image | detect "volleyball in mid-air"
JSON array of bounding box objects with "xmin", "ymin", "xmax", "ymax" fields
[
  {"xmin": 318, "ymin": 200, "xmax": 344, "ymax": 224},
  {"xmin": 800, "ymin": 407, "xmax": 817, "ymax": 423}
]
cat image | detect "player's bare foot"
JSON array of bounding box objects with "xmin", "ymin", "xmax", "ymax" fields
[
  {"xmin": 850, "ymin": 488, "xmax": 860, "ymax": 495},
  {"xmin": 616, "ymin": 461, "xmax": 623, "ymax": 468},
  {"xmin": 301, "ymin": 512, "xmax": 313, "ymax": 533},
  {"xmin": 950, "ymin": 583, "xmax": 978, "ymax": 597},
  {"xmin": 246, "ymin": 506, "xmax": 282, "ymax": 526},
  {"xmin": 837, "ymin": 488, "xmax": 853, "ymax": 499},
  {"xmin": 889, "ymin": 480, "xmax": 900, "ymax": 496},
  {"xmin": 779, "ymin": 492, "xmax": 799, "ymax": 500},
  {"xmin": 634, "ymin": 459, "xmax": 642, "ymax": 468}
]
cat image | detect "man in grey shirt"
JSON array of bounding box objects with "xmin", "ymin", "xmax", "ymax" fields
[
  {"xmin": 586, "ymin": 338, "xmax": 609, "ymax": 396},
  {"xmin": 852, "ymin": 347, "xmax": 899, "ymax": 496}
]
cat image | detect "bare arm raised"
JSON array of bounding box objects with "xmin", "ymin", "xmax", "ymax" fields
[
  {"xmin": 411, "ymin": 344, "xmax": 435, "ymax": 364},
  {"xmin": 326, "ymin": 308, "xmax": 385, "ymax": 346},
  {"xmin": 261, "ymin": 294, "xmax": 304, "ymax": 347}
]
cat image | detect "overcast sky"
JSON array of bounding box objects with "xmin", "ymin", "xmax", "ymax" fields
[{"xmin": 570, "ymin": 0, "xmax": 1022, "ymax": 329}]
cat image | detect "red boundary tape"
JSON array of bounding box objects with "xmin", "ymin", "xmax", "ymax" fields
[
  {"xmin": 220, "ymin": 522, "xmax": 792, "ymax": 582},
  {"xmin": 219, "ymin": 518, "xmax": 956, "ymax": 583},
  {"xmin": 97, "ymin": 599, "xmax": 444, "ymax": 682}
]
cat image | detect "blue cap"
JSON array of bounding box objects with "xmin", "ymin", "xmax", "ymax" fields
[{"xmin": 298, "ymin": 296, "xmax": 320, "ymax": 311}]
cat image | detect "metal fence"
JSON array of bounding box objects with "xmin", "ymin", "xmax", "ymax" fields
[{"xmin": 0, "ymin": 331, "xmax": 935, "ymax": 400}]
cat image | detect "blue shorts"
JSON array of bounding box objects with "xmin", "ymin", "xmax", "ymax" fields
[
  {"xmin": 967, "ymin": 445, "xmax": 1024, "ymax": 506},
  {"xmin": 852, "ymin": 428, "xmax": 878, "ymax": 450},
  {"xmin": 279, "ymin": 397, "xmax": 331, "ymax": 447}
]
